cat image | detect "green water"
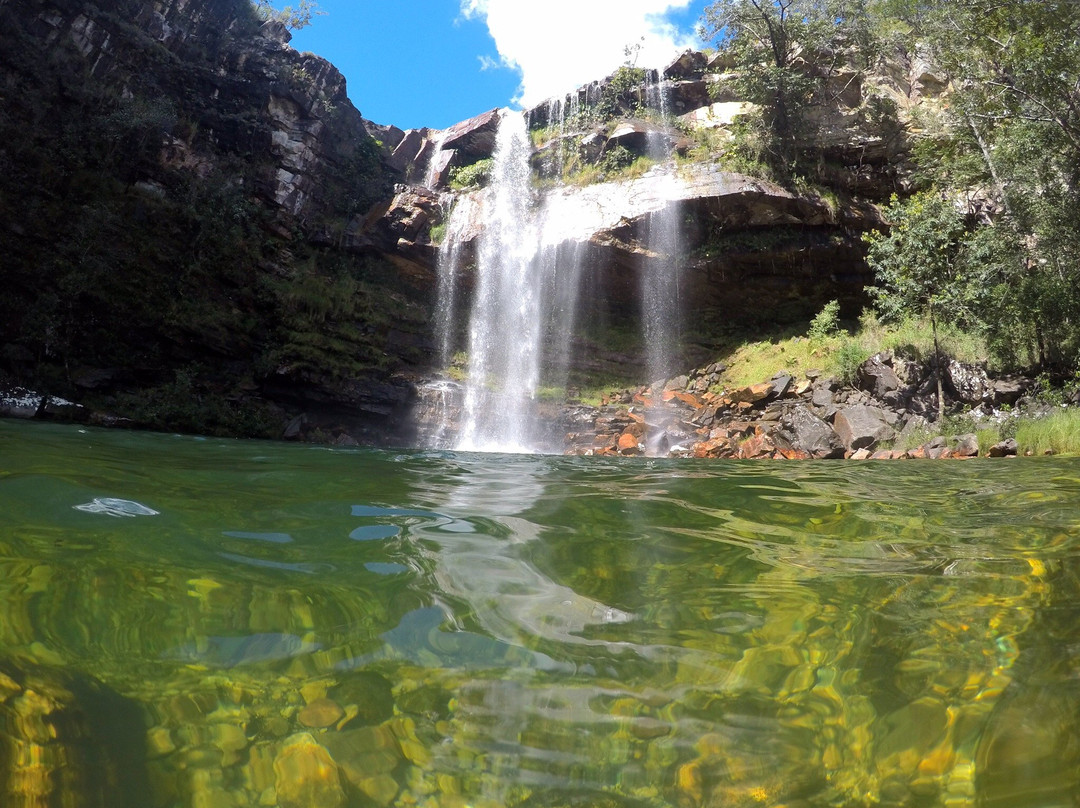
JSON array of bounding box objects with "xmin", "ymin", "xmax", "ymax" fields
[{"xmin": 1, "ymin": 420, "xmax": 1079, "ymax": 807}]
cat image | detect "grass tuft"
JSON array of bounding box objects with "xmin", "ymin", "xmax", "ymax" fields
[{"xmin": 1015, "ymin": 409, "xmax": 1080, "ymax": 456}]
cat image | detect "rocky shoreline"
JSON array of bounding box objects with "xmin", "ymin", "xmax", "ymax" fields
[
  {"xmin": 3, "ymin": 351, "xmax": 1062, "ymax": 460},
  {"xmin": 564, "ymin": 351, "xmax": 1037, "ymax": 460}
]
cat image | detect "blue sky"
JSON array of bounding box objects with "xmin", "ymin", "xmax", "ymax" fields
[{"xmin": 289, "ymin": 0, "xmax": 714, "ymax": 131}]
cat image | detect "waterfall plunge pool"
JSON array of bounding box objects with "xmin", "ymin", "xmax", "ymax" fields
[{"xmin": 0, "ymin": 419, "xmax": 1077, "ymax": 807}]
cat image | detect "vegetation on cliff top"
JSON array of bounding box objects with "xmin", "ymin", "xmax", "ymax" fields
[{"xmin": 701, "ymin": 0, "xmax": 1080, "ymax": 377}]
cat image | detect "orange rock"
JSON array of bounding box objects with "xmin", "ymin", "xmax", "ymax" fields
[
  {"xmin": 661, "ymin": 389, "xmax": 677, "ymax": 402},
  {"xmin": 617, "ymin": 433, "xmax": 640, "ymax": 453},
  {"xmin": 729, "ymin": 382, "xmax": 773, "ymax": 404},
  {"xmin": 299, "ymin": 698, "xmax": 345, "ymax": 729},
  {"xmin": 675, "ymin": 391, "xmax": 701, "ymax": 408},
  {"xmin": 779, "ymin": 448, "xmax": 811, "ymax": 460},
  {"xmin": 738, "ymin": 434, "xmax": 774, "ymax": 458}
]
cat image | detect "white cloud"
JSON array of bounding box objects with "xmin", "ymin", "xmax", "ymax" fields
[{"xmin": 460, "ymin": 0, "xmax": 701, "ymax": 108}]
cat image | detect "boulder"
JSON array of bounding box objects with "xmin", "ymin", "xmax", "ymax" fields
[
  {"xmin": 770, "ymin": 373, "xmax": 794, "ymax": 398},
  {"xmin": 988, "ymin": 438, "xmax": 1018, "ymax": 457},
  {"xmin": 606, "ymin": 121, "xmax": 668, "ymax": 154},
  {"xmin": 946, "ymin": 360, "xmax": 992, "ymax": 405},
  {"xmin": 0, "ymin": 386, "xmax": 44, "ymax": 418},
  {"xmin": 441, "ymin": 108, "xmax": 502, "ymax": 161},
  {"xmin": 663, "ymin": 50, "xmax": 708, "ymax": 80},
  {"xmin": 857, "ymin": 353, "xmax": 900, "ymax": 398},
  {"xmin": 952, "ymin": 433, "xmax": 980, "ymax": 458},
  {"xmin": 990, "ymin": 376, "xmax": 1029, "ymax": 406},
  {"xmin": 274, "ymin": 733, "xmax": 346, "ymax": 808},
  {"xmin": 0, "ymin": 658, "xmax": 150, "ymax": 807},
  {"xmin": 811, "ymin": 385, "xmax": 835, "ymax": 409},
  {"xmin": 666, "ymin": 80, "xmax": 711, "ymax": 113},
  {"xmin": 833, "ymin": 404, "xmax": 897, "ymax": 451},
  {"xmin": 388, "ymin": 128, "xmax": 428, "ymax": 173},
  {"xmin": 729, "ymin": 382, "xmax": 773, "ymax": 405},
  {"xmin": 780, "ymin": 405, "xmax": 845, "ymax": 458}
]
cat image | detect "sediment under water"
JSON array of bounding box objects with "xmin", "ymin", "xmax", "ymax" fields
[{"xmin": 1, "ymin": 419, "xmax": 1078, "ymax": 807}]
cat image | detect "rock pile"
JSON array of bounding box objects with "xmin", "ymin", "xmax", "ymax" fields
[{"xmin": 567, "ymin": 352, "xmax": 1030, "ymax": 460}]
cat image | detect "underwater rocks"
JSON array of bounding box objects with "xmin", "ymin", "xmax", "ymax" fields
[
  {"xmin": 567, "ymin": 353, "xmax": 1035, "ymax": 460},
  {"xmin": 0, "ymin": 658, "xmax": 149, "ymax": 807}
]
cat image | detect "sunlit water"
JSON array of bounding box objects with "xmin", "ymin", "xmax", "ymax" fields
[{"xmin": 2, "ymin": 420, "xmax": 1080, "ymax": 807}]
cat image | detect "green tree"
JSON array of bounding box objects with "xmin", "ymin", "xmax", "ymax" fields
[
  {"xmin": 699, "ymin": 0, "xmax": 885, "ymax": 175},
  {"xmin": 896, "ymin": 0, "xmax": 1080, "ymax": 368},
  {"xmin": 253, "ymin": 0, "xmax": 322, "ymax": 30},
  {"xmin": 863, "ymin": 191, "xmax": 986, "ymax": 418}
]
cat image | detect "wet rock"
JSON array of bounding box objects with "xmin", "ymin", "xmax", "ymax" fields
[
  {"xmin": 606, "ymin": 121, "xmax": 670, "ymax": 154},
  {"xmin": 780, "ymin": 405, "xmax": 845, "ymax": 459},
  {"xmin": 273, "ymin": 733, "xmax": 345, "ymax": 808},
  {"xmin": 329, "ymin": 671, "xmax": 394, "ymax": 726},
  {"xmin": 0, "ymin": 658, "xmax": 150, "ymax": 808},
  {"xmin": 988, "ymin": 438, "xmax": 1018, "ymax": 457},
  {"xmin": 618, "ymin": 432, "xmax": 641, "ymax": 454},
  {"xmin": 298, "ymin": 697, "xmax": 345, "ymax": 729},
  {"xmin": 833, "ymin": 405, "xmax": 897, "ymax": 451}
]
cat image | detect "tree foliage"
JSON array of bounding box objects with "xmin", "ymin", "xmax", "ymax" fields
[
  {"xmin": 875, "ymin": 0, "xmax": 1080, "ymax": 370},
  {"xmin": 253, "ymin": 0, "xmax": 322, "ymax": 30},
  {"xmin": 699, "ymin": 0, "xmax": 883, "ymax": 174}
]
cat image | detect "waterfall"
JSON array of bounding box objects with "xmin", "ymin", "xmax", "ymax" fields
[
  {"xmin": 430, "ymin": 80, "xmax": 685, "ymax": 454},
  {"xmin": 432, "ymin": 110, "xmax": 588, "ymax": 454},
  {"xmin": 641, "ymin": 67, "xmax": 684, "ymax": 455},
  {"xmin": 640, "ymin": 71, "xmax": 683, "ymax": 372},
  {"xmin": 456, "ymin": 111, "xmax": 540, "ymax": 452}
]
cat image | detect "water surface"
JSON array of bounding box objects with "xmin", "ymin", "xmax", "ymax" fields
[{"xmin": 1, "ymin": 420, "xmax": 1078, "ymax": 807}]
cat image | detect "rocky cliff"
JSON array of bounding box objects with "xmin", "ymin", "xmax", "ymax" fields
[
  {"xmin": 0, "ymin": 0, "xmax": 429, "ymax": 443},
  {"xmin": 359, "ymin": 47, "xmax": 946, "ymax": 378},
  {"xmin": 0, "ymin": 0, "xmax": 950, "ymax": 445}
]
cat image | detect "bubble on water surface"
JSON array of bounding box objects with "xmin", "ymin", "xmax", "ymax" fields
[{"xmin": 73, "ymin": 497, "xmax": 159, "ymax": 517}]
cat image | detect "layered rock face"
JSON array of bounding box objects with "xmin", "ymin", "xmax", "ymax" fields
[
  {"xmin": 0, "ymin": 0, "xmax": 431, "ymax": 444},
  {"xmin": 358, "ymin": 45, "xmax": 946, "ymax": 346},
  {"xmin": 0, "ymin": 0, "xmax": 948, "ymax": 446},
  {"xmin": 7, "ymin": 0, "xmax": 375, "ymax": 218}
]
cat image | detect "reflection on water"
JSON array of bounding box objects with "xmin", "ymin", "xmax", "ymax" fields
[{"xmin": 1, "ymin": 421, "xmax": 1080, "ymax": 806}]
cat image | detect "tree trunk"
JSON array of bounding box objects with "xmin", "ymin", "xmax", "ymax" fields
[{"xmin": 931, "ymin": 302, "xmax": 945, "ymax": 423}]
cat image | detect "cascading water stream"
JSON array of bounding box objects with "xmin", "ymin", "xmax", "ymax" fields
[
  {"xmin": 430, "ymin": 80, "xmax": 687, "ymax": 455},
  {"xmin": 456, "ymin": 111, "xmax": 544, "ymax": 452},
  {"xmin": 641, "ymin": 68, "xmax": 685, "ymax": 454}
]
